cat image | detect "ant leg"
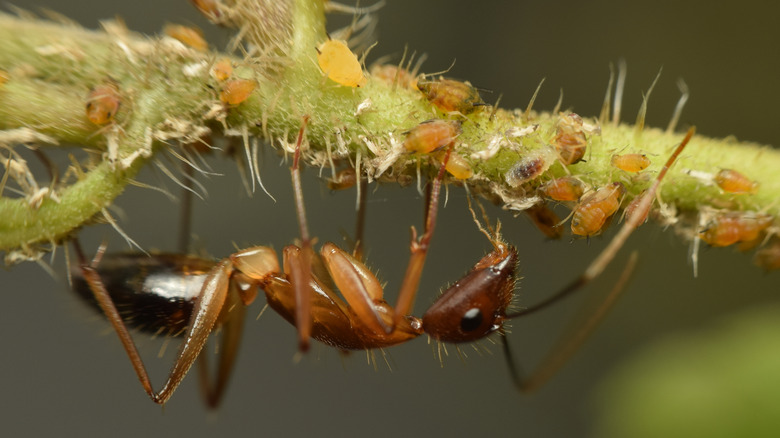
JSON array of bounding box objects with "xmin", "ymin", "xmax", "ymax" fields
[
  {"xmin": 391, "ymin": 146, "xmax": 453, "ymax": 328},
  {"xmin": 502, "ymin": 251, "xmax": 638, "ymax": 392},
  {"xmin": 286, "ymin": 116, "xmax": 314, "ymax": 352},
  {"xmin": 197, "ymin": 281, "xmax": 248, "ymax": 409},
  {"xmin": 72, "ymin": 239, "xmax": 232, "ymax": 405},
  {"xmin": 353, "ymin": 176, "xmax": 368, "ymax": 260}
]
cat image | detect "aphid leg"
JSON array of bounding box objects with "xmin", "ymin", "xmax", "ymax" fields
[
  {"xmin": 72, "ymin": 239, "xmax": 232, "ymax": 405},
  {"xmin": 287, "ymin": 116, "xmax": 314, "ymax": 352},
  {"xmin": 391, "ymin": 145, "xmax": 453, "ymax": 329},
  {"xmin": 501, "ymin": 252, "xmax": 639, "ymax": 392}
]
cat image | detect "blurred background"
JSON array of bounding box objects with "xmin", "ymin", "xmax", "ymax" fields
[{"xmin": 2, "ymin": 1, "xmax": 779, "ymax": 436}]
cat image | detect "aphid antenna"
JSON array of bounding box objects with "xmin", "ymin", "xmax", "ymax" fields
[
  {"xmin": 523, "ymin": 77, "xmax": 546, "ymax": 120},
  {"xmin": 418, "ymin": 58, "xmax": 457, "ymax": 79},
  {"xmin": 666, "ymin": 78, "xmax": 690, "ymax": 134},
  {"xmin": 634, "ymin": 67, "xmax": 663, "ymax": 137},
  {"xmin": 611, "ymin": 58, "xmax": 627, "ymax": 125}
]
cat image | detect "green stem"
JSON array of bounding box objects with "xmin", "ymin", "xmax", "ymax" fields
[{"xmin": 0, "ymin": 6, "xmax": 777, "ymax": 257}]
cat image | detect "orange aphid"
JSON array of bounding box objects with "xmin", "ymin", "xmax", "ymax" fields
[
  {"xmin": 755, "ymin": 239, "xmax": 780, "ymax": 271},
  {"xmin": 316, "ymin": 39, "xmax": 367, "ymax": 87},
  {"xmin": 190, "ymin": 0, "xmax": 222, "ymax": 19},
  {"xmin": 211, "ymin": 59, "xmax": 233, "ymax": 82},
  {"xmin": 434, "ymin": 150, "xmax": 473, "ymax": 180},
  {"xmin": 622, "ymin": 191, "xmax": 651, "ymax": 225},
  {"xmin": 370, "ymin": 64, "xmax": 417, "ymax": 89},
  {"xmin": 403, "ymin": 119, "xmax": 461, "ymax": 154},
  {"xmin": 416, "ymin": 78, "xmax": 483, "ymax": 114},
  {"xmin": 0, "ymin": 70, "xmax": 8, "ymax": 86},
  {"xmin": 539, "ymin": 176, "xmax": 585, "ymax": 202},
  {"xmin": 611, "ymin": 153, "xmax": 651, "ymax": 173},
  {"xmin": 164, "ymin": 24, "xmax": 208, "ymax": 52},
  {"xmin": 552, "ymin": 113, "xmax": 588, "ymax": 165},
  {"xmin": 327, "ymin": 168, "xmax": 358, "ymax": 191},
  {"xmin": 714, "ymin": 169, "xmax": 759, "ymax": 194},
  {"xmin": 571, "ymin": 182, "xmax": 626, "ymax": 237},
  {"xmin": 220, "ymin": 79, "xmax": 257, "ymax": 105},
  {"xmin": 85, "ymin": 83, "xmax": 121, "ymax": 125},
  {"xmin": 699, "ymin": 212, "xmax": 773, "ymax": 248},
  {"xmin": 525, "ymin": 203, "xmax": 563, "ymax": 240}
]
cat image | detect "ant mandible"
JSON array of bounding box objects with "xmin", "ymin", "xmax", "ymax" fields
[{"xmin": 72, "ymin": 116, "xmax": 695, "ymax": 406}]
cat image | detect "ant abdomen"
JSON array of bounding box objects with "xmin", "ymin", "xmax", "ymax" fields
[{"xmin": 71, "ymin": 253, "xmax": 214, "ymax": 335}]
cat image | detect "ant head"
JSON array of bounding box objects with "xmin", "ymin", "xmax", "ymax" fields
[{"xmin": 421, "ymin": 245, "xmax": 517, "ymax": 343}]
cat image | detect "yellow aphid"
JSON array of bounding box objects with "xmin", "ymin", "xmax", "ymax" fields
[
  {"xmin": 0, "ymin": 70, "xmax": 8, "ymax": 86},
  {"xmin": 220, "ymin": 79, "xmax": 256, "ymax": 105},
  {"xmin": 211, "ymin": 59, "xmax": 233, "ymax": 82},
  {"xmin": 434, "ymin": 150, "xmax": 473, "ymax": 180},
  {"xmin": 316, "ymin": 39, "xmax": 367, "ymax": 87},
  {"xmin": 164, "ymin": 24, "xmax": 208, "ymax": 52},
  {"xmin": 85, "ymin": 83, "xmax": 121, "ymax": 125},
  {"xmin": 611, "ymin": 153, "xmax": 651, "ymax": 173}
]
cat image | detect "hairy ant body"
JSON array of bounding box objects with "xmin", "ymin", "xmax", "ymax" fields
[{"xmin": 71, "ymin": 116, "xmax": 695, "ymax": 407}]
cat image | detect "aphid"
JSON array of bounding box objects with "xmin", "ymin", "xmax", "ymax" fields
[
  {"xmin": 571, "ymin": 182, "xmax": 626, "ymax": 237},
  {"xmin": 370, "ymin": 64, "xmax": 417, "ymax": 89},
  {"xmin": 0, "ymin": 70, "xmax": 8, "ymax": 86},
  {"xmin": 85, "ymin": 82, "xmax": 121, "ymax": 125},
  {"xmin": 622, "ymin": 191, "xmax": 650, "ymax": 225},
  {"xmin": 327, "ymin": 168, "xmax": 358, "ymax": 191},
  {"xmin": 699, "ymin": 212, "xmax": 773, "ymax": 248},
  {"xmin": 433, "ymin": 149, "xmax": 473, "ymax": 180},
  {"xmin": 219, "ymin": 79, "xmax": 257, "ymax": 106},
  {"xmin": 552, "ymin": 113, "xmax": 588, "ymax": 165},
  {"xmin": 164, "ymin": 24, "xmax": 209, "ymax": 52},
  {"xmin": 524, "ymin": 203, "xmax": 563, "ymax": 239},
  {"xmin": 714, "ymin": 169, "xmax": 759, "ymax": 194},
  {"xmin": 211, "ymin": 58, "xmax": 233, "ymax": 82},
  {"xmin": 539, "ymin": 176, "xmax": 585, "ymax": 202},
  {"xmin": 416, "ymin": 77, "xmax": 484, "ymax": 114},
  {"xmin": 611, "ymin": 153, "xmax": 651, "ymax": 173},
  {"xmin": 403, "ymin": 119, "xmax": 461, "ymax": 154},
  {"xmin": 190, "ymin": 0, "xmax": 222, "ymax": 20},
  {"xmin": 316, "ymin": 39, "xmax": 367, "ymax": 87},
  {"xmin": 505, "ymin": 148, "xmax": 557, "ymax": 188},
  {"xmin": 754, "ymin": 239, "xmax": 780, "ymax": 271}
]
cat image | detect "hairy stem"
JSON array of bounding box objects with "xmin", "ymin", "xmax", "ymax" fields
[{"xmin": 0, "ymin": 3, "xmax": 778, "ymax": 261}]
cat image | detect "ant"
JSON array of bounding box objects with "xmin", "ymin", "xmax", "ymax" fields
[{"xmin": 71, "ymin": 115, "xmax": 695, "ymax": 406}]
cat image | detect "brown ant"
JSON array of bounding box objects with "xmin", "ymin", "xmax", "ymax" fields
[{"xmin": 71, "ymin": 116, "xmax": 695, "ymax": 406}]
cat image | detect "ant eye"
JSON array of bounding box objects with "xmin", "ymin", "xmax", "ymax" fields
[{"xmin": 460, "ymin": 308, "xmax": 483, "ymax": 332}]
